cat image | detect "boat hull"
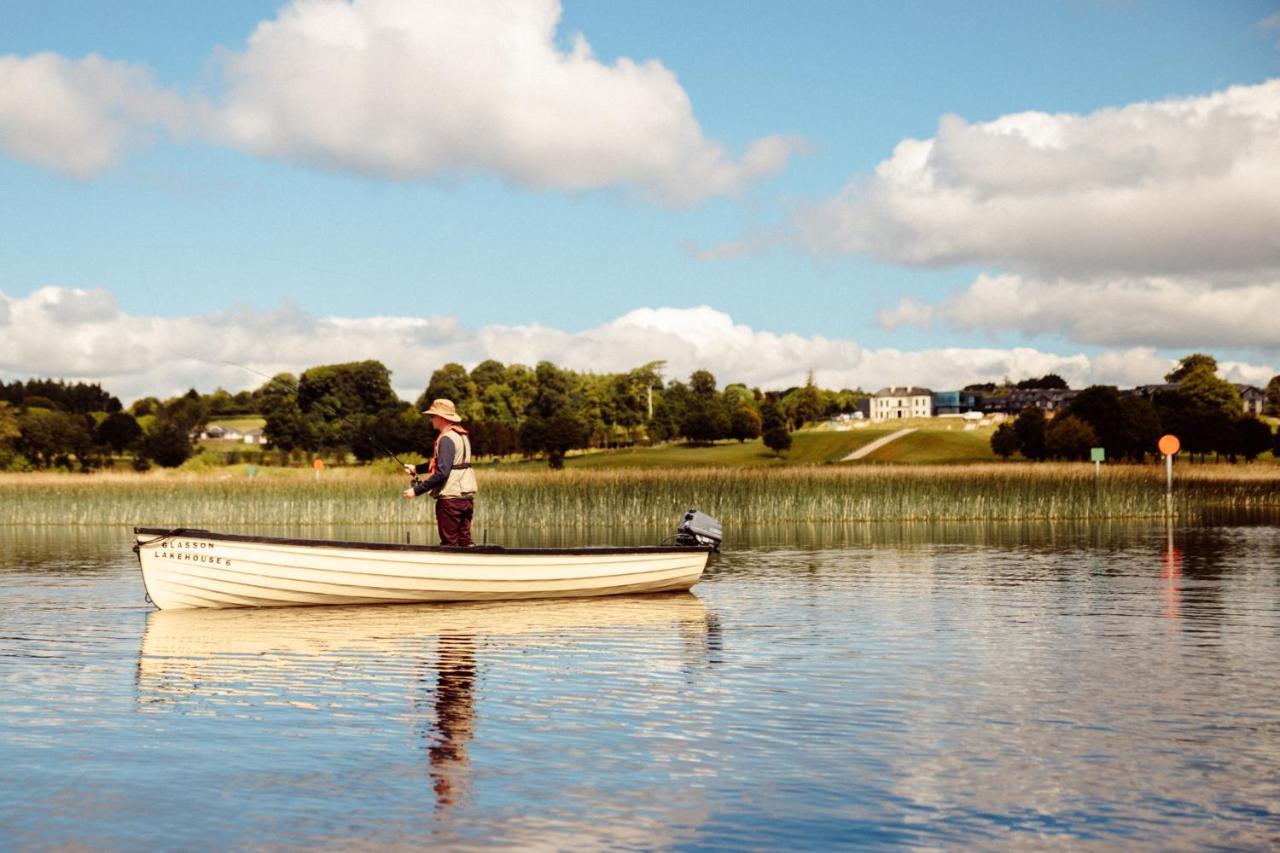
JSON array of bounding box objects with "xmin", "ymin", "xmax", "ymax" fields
[{"xmin": 134, "ymin": 528, "xmax": 711, "ymax": 610}]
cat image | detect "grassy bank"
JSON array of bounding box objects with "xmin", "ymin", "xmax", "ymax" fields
[
  {"xmin": 495, "ymin": 422, "xmax": 1000, "ymax": 469},
  {"xmin": 2, "ymin": 464, "xmax": 1276, "ymax": 528}
]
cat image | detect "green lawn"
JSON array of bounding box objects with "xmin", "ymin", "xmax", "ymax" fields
[
  {"xmin": 857, "ymin": 426, "xmax": 1000, "ymax": 464},
  {"xmin": 206, "ymin": 416, "xmax": 267, "ymax": 431},
  {"xmin": 485, "ymin": 427, "xmax": 903, "ymax": 469}
]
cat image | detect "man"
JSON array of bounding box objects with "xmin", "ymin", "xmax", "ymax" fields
[{"xmin": 402, "ymin": 398, "xmax": 477, "ymax": 546}]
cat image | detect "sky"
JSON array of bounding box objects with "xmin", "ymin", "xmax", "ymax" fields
[{"xmin": 1, "ymin": 0, "xmax": 1278, "ymax": 402}]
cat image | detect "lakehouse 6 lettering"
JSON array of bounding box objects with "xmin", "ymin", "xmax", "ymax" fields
[{"xmin": 155, "ymin": 540, "xmax": 232, "ymax": 567}]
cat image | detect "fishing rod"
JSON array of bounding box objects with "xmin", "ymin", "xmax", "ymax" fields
[{"xmin": 219, "ymin": 360, "xmax": 419, "ymax": 480}]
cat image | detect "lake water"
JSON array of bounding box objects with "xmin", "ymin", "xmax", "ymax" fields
[{"xmin": 3, "ymin": 521, "xmax": 1279, "ymax": 849}]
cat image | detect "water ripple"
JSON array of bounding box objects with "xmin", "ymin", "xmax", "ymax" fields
[{"xmin": 2, "ymin": 523, "xmax": 1279, "ymax": 848}]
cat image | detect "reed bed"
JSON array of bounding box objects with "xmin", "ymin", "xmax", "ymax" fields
[{"xmin": 1, "ymin": 464, "xmax": 1276, "ymax": 528}]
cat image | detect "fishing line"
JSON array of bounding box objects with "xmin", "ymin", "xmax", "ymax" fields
[
  {"xmin": 133, "ymin": 266, "xmax": 414, "ymax": 471},
  {"xmin": 133, "ymin": 261, "xmax": 434, "ymax": 544},
  {"xmin": 218, "ymin": 359, "xmax": 417, "ymax": 473}
]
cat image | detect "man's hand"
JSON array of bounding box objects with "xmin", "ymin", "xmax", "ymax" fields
[
  {"xmin": 403, "ymin": 464, "xmax": 416, "ymax": 476},
  {"xmin": 402, "ymin": 487, "xmax": 416, "ymax": 500}
]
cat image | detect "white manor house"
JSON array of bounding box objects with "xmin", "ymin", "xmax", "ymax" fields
[{"xmin": 870, "ymin": 387, "xmax": 933, "ymax": 421}]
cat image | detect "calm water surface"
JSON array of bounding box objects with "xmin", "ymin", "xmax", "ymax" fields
[{"xmin": 2, "ymin": 522, "xmax": 1279, "ymax": 849}]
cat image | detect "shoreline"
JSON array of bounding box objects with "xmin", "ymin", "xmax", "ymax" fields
[{"xmin": 2, "ymin": 464, "xmax": 1277, "ymax": 526}]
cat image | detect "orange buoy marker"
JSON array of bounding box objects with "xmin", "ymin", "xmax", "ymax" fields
[
  {"xmin": 313, "ymin": 456, "xmax": 325, "ymax": 481},
  {"xmin": 1158, "ymin": 435, "xmax": 1180, "ymax": 516}
]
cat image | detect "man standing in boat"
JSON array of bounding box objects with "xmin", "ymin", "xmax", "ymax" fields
[{"xmin": 402, "ymin": 399, "xmax": 477, "ymax": 546}]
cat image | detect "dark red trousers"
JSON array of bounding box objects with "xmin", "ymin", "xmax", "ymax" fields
[{"xmin": 435, "ymin": 497, "xmax": 474, "ymax": 546}]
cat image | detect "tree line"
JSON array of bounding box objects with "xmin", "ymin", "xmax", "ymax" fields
[
  {"xmin": 2, "ymin": 353, "xmax": 1276, "ymax": 471},
  {"xmin": 990, "ymin": 355, "xmax": 1280, "ymax": 463},
  {"xmin": 0, "ymin": 361, "xmax": 860, "ymax": 471}
]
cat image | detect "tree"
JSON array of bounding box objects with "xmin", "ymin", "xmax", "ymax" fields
[
  {"xmin": 681, "ymin": 370, "xmax": 729, "ymax": 443},
  {"xmin": 990, "ymin": 423, "xmax": 1019, "ymax": 460},
  {"xmin": 129, "ymin": 397, "xmax": 160, "ymax": 418},
  {"xmin": 296, "ymin": 361, "xmax": 401, "ymax": 453},
  {"xmin": 1165, "ymin": 353, "xmax": 1218, "ymax": 383},
  {"xmin": 469, "ymin": 360, "xmax": 507, "ymax": 394},
  {"xmin": 1178, "ymin": 367, "xmax": 1241, "ymax": 417},
  {"xmin": 97, "ymin": 411, "xmax": 143, "ymax": 455},
  {"xmin": 1266, "ymin": 375, "xmax": 1280, "ymax": 417},
  {"xmin": 760, "ymin": 399, "xmax": 790, "ymax": 455},
  {"xmin": 1016, "ymin": 373, "xmax": 1069, "ymax": 390},
  {"xmin": 0, "ymin": 402, "xmax": 20, "ymax": 468},
  {"xmin": 520, "ymin": 410, "xmax": 589, "ymax": 469},
  {"xmin": 258, "ymin": 374, "xmax": 310, "ymax": 453},
  {"xmin": 1063, "ymin": 386, "xmax": 1123, "ymax": 452},
  {"xmin": 418, "ymin": 363, "xmax": 476, "ymax": 412},
  {"xmin": 1154, "ymin": 390, "xmax": 1229, "ymax": 461},
  {"xmin": 649, "ymin": 381, "xmax": 689, "ymax": 443},
  {"xmin": 469, "ymin": 420, "xmax": 520, "ymax": 457},
  {"xmin": 144, "ymin": 419, "xmax": 194, "ymax": 468},
  {"xmin": 783, "ymin": 371, "xmax": 824, "ymax": 427},
  {"xmin": 729, "ymin": 406, "xmax": 763, "ymax": 443},
  {"xmin": 138, "ymin": 395, "xmax": 208, "ymax": 468},
  {"xmin": 1045, "ymin": 415, "xmax": 1098, "ymax": 461},
  {"xmin": 1234, "ymin": 417, "xmax": 1273, "ymax": 462},
  {"xmin": 1013, "ymin": 407, "xmax": 1048, "ymax": 461},
  {"xmin": 1114, "ymin": 397, "xmax": 1162, "ymax": 462},
  {"xmin": 763, "ymin": 425, "xmax": 791, "ymax": 455},
  {"xmin": 17, "ymin": 409, "xmax": 93, "ymax": 469}
]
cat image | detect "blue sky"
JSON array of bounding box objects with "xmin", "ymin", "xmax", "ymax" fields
[{"xmin": 1, "ymin": 1, "xmax": 1278, "ymax": 399}]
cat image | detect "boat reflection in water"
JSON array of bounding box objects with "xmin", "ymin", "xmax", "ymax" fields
[{"xmin": 137, "ymin": 593, "xmax": 713, "ymax": 813}]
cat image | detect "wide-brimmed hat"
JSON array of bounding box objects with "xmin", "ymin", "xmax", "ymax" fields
[{"xmin": 421, "ymin": 398, "xmax": 463, "ymax": 422}]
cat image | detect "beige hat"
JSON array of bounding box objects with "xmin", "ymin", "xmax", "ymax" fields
[{"xmin": 422, "ymin": 398, "xmax": 463, "ymax": 422}]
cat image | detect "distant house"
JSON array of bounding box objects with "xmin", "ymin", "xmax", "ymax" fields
[
  {"xmin": 933, "ymin": 390, "xmax": 981, "ymax": 415},
  {"xmin": 871, "ymin": 387, "xmax": 932, "ymax": 420},
  {"xmin": 1236, "ymin": 384, "xmax": 1266, "ymax": 416},
  {"xmin": 1129, "ymin": 384, "xmax": 1180, "ymax": 401},
  {"xmin": 200, "ymin": 424, "xmax": 244, "ymax": 441},
  {"xmin": 242, "ymin": 427, "xmax": 266, "ymax": 445},
  {"xmin": 1005, "ymin": 388, "xmax": 1077, "ymax": 414},
  {"xmin": 1131, "ymin": 382, "xmax": 1266, "ymax": 416}
]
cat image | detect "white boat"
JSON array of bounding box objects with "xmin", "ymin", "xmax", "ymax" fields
[{"xmin": 133, "ymin": 513, "xmax": 721, "ymax": 610}]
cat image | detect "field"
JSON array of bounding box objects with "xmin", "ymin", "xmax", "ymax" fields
[
  {"xmin": 516, "ymin": 420, "xmax": 1001, "ymax": 469},
  {"xmin": 2, "ymin": 461, "xmax": 1276, "ymax": 529}
]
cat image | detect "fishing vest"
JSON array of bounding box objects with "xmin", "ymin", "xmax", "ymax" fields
[{"xmin": 430, "ymin": 425, "xmax": 477, "ymax": 499}]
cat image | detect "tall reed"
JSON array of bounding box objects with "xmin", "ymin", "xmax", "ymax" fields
[{"xmin": 1, "ymin": 464, "xmax": 1276, "ymax": 528}]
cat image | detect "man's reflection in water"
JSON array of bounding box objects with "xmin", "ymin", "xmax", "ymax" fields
[{"xmin": 420, "ymin": 634, "xmax": 477, "ymax": 813}]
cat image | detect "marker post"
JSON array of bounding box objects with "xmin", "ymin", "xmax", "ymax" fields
[{"xmin": 1157, "ymin": 434, "xmax": 1181, "ymax": 517}]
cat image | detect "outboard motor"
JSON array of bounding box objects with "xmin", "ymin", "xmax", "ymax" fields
[{"xmin": 675, "ymin": 509, "xmax": 722, "ymax": 551}]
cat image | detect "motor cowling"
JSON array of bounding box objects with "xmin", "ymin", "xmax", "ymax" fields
[{"xmin": 675, "ymin": 509, "xmax": 722, "ymax": 551}]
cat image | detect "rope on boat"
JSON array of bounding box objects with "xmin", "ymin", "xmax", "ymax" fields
[{"xmin": 131, "ymin": 529, "xmax": 196, "ymax": 554}]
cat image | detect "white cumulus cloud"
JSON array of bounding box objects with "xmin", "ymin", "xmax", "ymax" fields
[
  {"xmin": 208, "ymin": 0, "xmax": 802, "ymax": 203},
  {"xmin": 0, "ymin": 1, "xmax": 802, "ymax": 202},
  {"xmin": 881, "ymin": 273, "xmax": 1280, "ymax": 350},
  {"xmin": 6, "ymin": 288, "xmax": 1271, "ymax": 403},
  {"xmin": 0, "ymin": 53, "xmax": 185, "ymax": 178},
  {"xmin": 795, "ymin": 79, "xmax": 1280, "ymax": 277}
]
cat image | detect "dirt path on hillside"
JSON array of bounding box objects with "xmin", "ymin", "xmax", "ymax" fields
[{"xmin": 841, "ymin": 428, "xmax": 917, "ymax": 461}]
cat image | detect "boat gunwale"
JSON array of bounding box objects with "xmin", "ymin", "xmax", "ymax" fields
[{"xmin": 134, "ymin": 527, "xmax": 715, "ymax": 557}]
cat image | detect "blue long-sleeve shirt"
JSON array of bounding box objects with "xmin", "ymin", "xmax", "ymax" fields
[{"xmin": 412, "ymin": 435, "xmax": 455, "ymax": 496}]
